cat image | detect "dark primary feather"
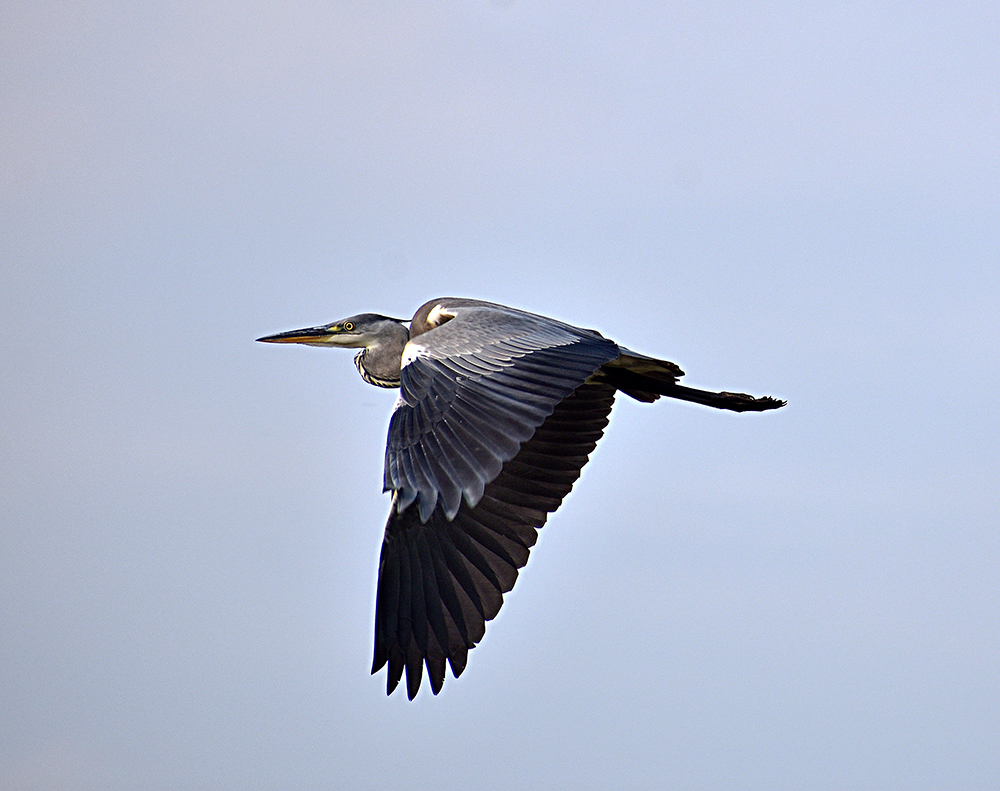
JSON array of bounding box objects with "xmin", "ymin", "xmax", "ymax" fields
[{"xmin": 372, "ymin": 380, "xmax": 618, "ymax": 699}]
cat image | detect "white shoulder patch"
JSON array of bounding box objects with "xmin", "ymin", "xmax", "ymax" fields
[
  {"xmin": 427, "ymin": 303, "xmax": 457, "ymax": 327},
  {"xmin": 400, "ymin": 341, "xmax": 428, "ymax": 369}
]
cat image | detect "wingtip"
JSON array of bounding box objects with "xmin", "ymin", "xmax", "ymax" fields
[{"xmin": 405, "ymin": 660, "xmax": 423, "ymax": 700}]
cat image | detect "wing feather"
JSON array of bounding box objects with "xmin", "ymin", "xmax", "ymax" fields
[
  {"xmin": 371, "ymin": 380, "xmax": 617, "ymax": 697},
  {"xmin": 386, "ymin": 302, "xmax": 620, "ymax": 521}
]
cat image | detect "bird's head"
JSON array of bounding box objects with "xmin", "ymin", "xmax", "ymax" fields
[{"xmin": 256, "ymin": 313, "xmax": 408, "ymax": 349}]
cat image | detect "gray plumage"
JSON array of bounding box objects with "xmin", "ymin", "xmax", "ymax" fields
[{"xmin": 258, "ymin": 297, "xmax": 785, "ymax": 699}]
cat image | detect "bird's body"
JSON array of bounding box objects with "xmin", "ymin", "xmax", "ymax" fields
[{"xmin": 258, "ymin": 297, "xmax": 785, "ymax": 698}]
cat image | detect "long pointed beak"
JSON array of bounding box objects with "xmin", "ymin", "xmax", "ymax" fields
[{"xmin": 256, "ymin": 325, "xmax": 335, "ymax": 344}]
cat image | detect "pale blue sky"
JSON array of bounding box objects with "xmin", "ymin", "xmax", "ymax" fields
[{"xmin": 3, "ymin": 2, "xmax": 998, "ymax": 789}]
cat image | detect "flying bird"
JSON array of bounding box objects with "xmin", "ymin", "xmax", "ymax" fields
[{"xmin": 258, "ymin": 297, "xmax": 785, "ymax": 699}]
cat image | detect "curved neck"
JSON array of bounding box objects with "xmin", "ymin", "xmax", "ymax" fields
[{"xmin": 354, "ymin": 324, "xmax": 409, "ymax": 388}]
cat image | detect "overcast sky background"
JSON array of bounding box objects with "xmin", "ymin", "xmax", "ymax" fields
[{"xmin": 3, "ymin": 2, "xmax": 998, "ymax": 789}]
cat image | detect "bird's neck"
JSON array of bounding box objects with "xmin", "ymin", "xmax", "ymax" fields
[{"xmin": 354, "ymin": 327, "xmax": 408, "ymax": 388}]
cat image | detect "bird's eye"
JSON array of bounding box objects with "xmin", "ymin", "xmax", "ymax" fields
[{"xmin": 343, "ymin": 322, "xmax": 355, "ymax": 332}]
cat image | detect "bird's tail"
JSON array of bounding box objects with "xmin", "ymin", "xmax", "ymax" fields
[{"xmin": 601, "ymin": 352, "xmax": 786, "ymax": 412}]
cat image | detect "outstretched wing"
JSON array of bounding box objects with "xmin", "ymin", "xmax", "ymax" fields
[
  {"xmin": 372, "ymin": 380, "xmax": 618, "ymax": 698},
  {"xmin": 384, "ymin": 300, "xmax": 621, "ymax": 521}
]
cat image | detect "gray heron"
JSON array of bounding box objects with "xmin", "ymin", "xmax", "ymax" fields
[{"xmin": 258, "ymin": 297, "xmax": 785, "ymax": 699}]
